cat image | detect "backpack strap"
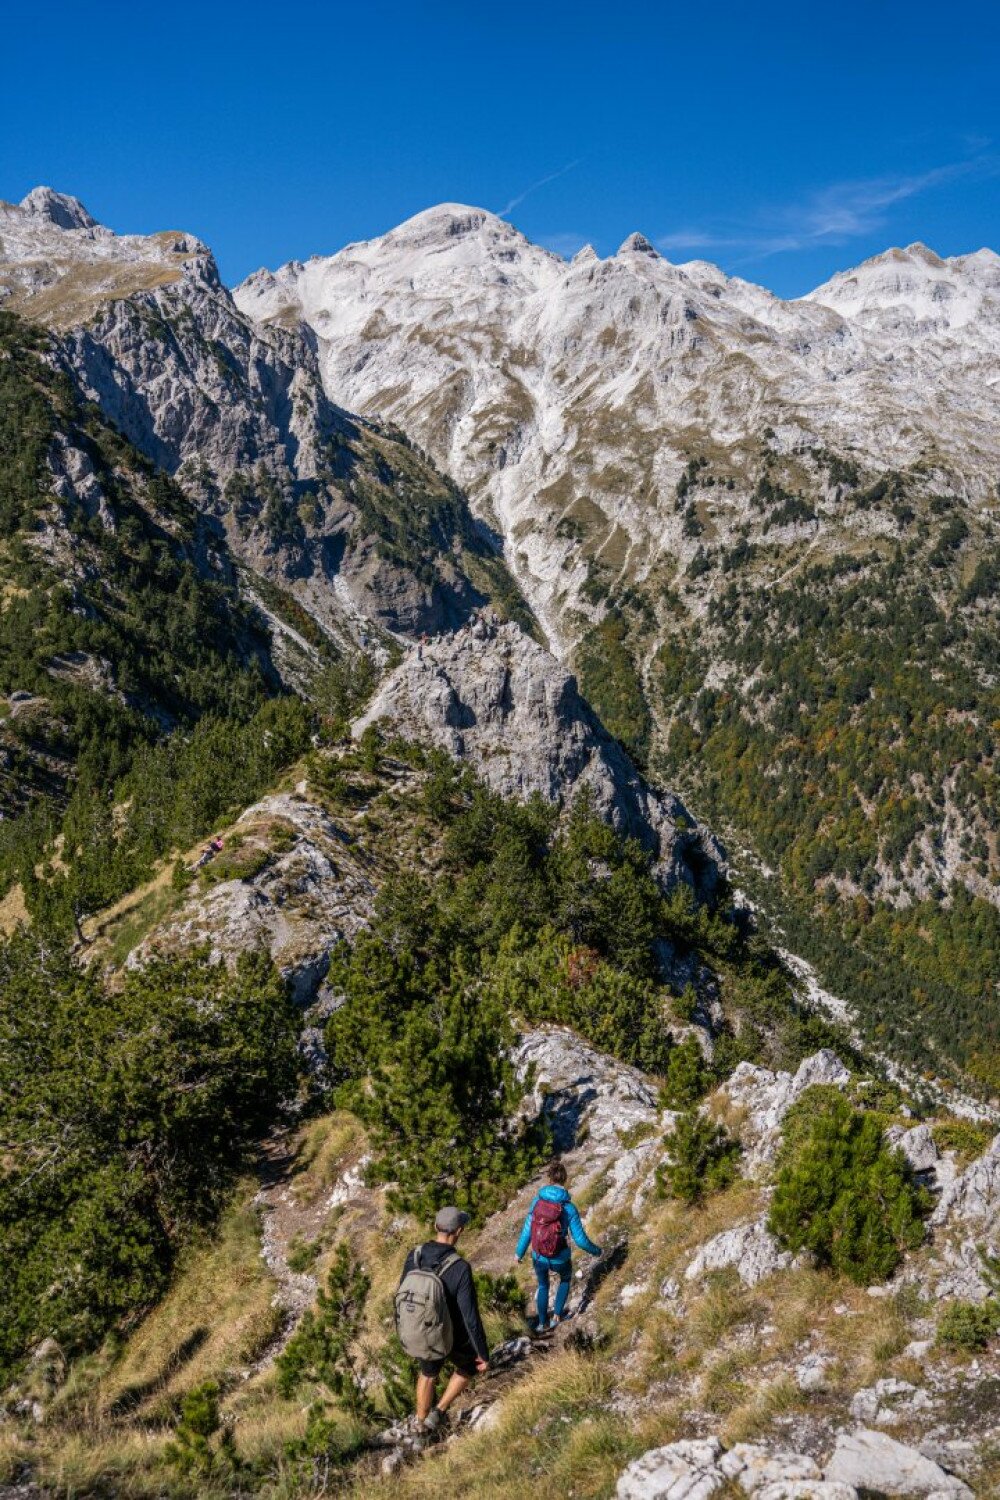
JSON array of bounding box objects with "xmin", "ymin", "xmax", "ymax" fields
[
  {"xmin": 411, "ymin": 1247, "xmax": 461, "ymax": 1279},
  {"xmin": 434, "ymin": 1251, "xmax": 462, "ymax": 1279}
]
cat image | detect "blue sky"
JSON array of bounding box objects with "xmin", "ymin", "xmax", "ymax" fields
[{"xmin": 3, "ymin": 0, "xmax": 998, "ymax": 296}]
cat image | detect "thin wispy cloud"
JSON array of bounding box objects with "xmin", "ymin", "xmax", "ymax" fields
[
  {"xmin": 658, "ymin": 152, "xmax": 998, "ymax": 265},
  {"xmin": 497, "ymin": 159, "xmax": 580, "ymax": 217}
]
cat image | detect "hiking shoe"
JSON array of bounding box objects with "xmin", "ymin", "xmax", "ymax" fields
[{"xmin": 421, "ymin": 1408, "xmax": 449, "ymax": 1435}]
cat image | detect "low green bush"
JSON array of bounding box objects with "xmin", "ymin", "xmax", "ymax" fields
[
  {"xmin": 660, "ymin": 1035, "xmax": 711, "ymax": 1108},
  {"xmin": 768, "ymin": 1090, "xmax": 930, "ymax": 1285},
  {"xmin": 657, "ymin": 1110, "xmax": 741, "ymax": 1205},
  {"xmin": 936, "ymin": 1299, "xmax": 1000, "ymax": 1351}
]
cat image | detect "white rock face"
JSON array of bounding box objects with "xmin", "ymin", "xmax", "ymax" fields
[
  {"xmin": 931, "ymin": 1131, "xmax": 1000, "ymax": 1228},
  {"xmin": 795, "ymin": 1353, "xmax": 832, "ymax": 1392},
  {"xmin": 0, "ymin": 188, "xmax": 516, "ymax": 645},
  {"xmin": 717, "ymin": 1050, "xmax": 851, "ymax": 1173},
  {"xmin": 849, "ymin": 1378, "xmax": 931, "ymax": 1427},
  {"xmin": 885, "ymin": 1124, "xmax": 941, "ymax": 1176},
  {"xmin": 684, "ymin": 1218, "xmax": 795, "ymax": 1288},
  {"xmin": 127, "ymin": 789, "xmax": 376, "ymax": 1000},
  {"xmin": 236, "ymin": 206, "xmax": 1000, "ymax": 647},
  {"xmin": 515, "ymin": 1025, "xmax": 660, "ymax": 1161},
  {"xmin": 824, "ymin": 1430, "xmax": 972, "ymax": 1497},
  {"xmin": 617, "ymin": 1439, "xmax": 858, "ymax": 1499},
  {"xmin": 617, "ymin": 1437, "xmax": 727, "ymax": 1498},
  {"xmin": 354, "ymin": 617, "xmax": 724, "ymax": 896}
]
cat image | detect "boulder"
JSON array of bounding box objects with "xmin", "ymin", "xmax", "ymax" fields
[
  {"xmin": 885, "ymin": 1124, "xmax": 940, "ymax": 1176},
  {"xmin": 617, "ymin": 1438, "xmax": 726, "ymax": 1498},
  {"xmin": 824, "ymin": 1430, "xmax": 973, "ymax": 1497},
  {"xmin": 684, "ymin": 1218, "xmax": 795, "ymax": 1288},
  {"xmin": 849, "ymin": 1378, "xmax": 931, "ymax": 1426},
  {"xmin": 617, "ymin": 1440, "xmax": 858, "ymax": 1499},
  {"xmin": 795, "ymin": 1353, "xmax": 832, "ymax": 1392},
  {"xmin": 756, "ymin": 1487, "xmax": 856, "ymax": 1499},
  {"xmin": 723, "ymin": 1444, "xmax": 822, "ymax": 1490}
]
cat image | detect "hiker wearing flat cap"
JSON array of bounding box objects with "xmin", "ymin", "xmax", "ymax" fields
[
  {"xmin": 395, "ymin": 1206, "xmax": 489, "ymax": 1433},
  {"xmin": 516, "ymin": 1159, "xmax": 602, "ymax": 1330}
]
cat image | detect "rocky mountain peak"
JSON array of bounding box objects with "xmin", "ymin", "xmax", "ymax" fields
[
  {"xmin": 805, "ymin": 238, "xmax": 999, "ymax": 330},
  {"xmin": 616, "ymin": 230, "xmax": 658, "ymax": 257},
  {"xmin": 374, "ymin": 202, "xmax": 539, "ymax": 260},
  {"xmin": 18, "ymin": 184, "xmax": 97, "ymax": 230}
]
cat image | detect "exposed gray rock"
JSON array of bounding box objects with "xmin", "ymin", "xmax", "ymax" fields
[
  {"xmin": 515, "ymin": 1026, "xmax": 662, "ymax": 1187},
  {"xmin": 126, "ymin": 788, "xmax": 375, "ymax": 1001},
  {"xmin": 755, "ymin": 1486, "xmax": 856, "ymax": 1499},
  {"xmin": 795, "ymin": 1353, "xmax": 832, "ymax": 1392},
  {"xmin": 617, "ymin": 1437, "xmax": 727, "ymax": 1498},
  {"xmin": 617, "ymin": 1440, "xmax": 858, "ymax": 1499},
  {"xmin": 684, "ymin": 1218, "xmax": 796, "ymax": 1288},
  {"xmin": 723, "ymin": 1444, "xmax": 823, "ymax": 1491},
  {"xmin": 849, "ymin": 1378, "xmax": 932, "ymax": 1427},
  {"xmin": 354, "ymin": 618, "xmax": 724, "ymax": 896},
  {"xmin": 909, "ymin": 1235, "xmax": 997, "ymax": 1304},
  {"xmin": 718, "ymin": 1050, "xmax": 851, "ymax": 1174},
  {"xmin": 931, "ymin": 1131, "xmax": 1000, "ymax": 1228},
  {"xmin": 824, "ymin": 1430, "xmax": 972, "ymax": 1496},
  {"xmin": 886, "ymin": 1124, "xmax": 941, "ymax": 1176}
]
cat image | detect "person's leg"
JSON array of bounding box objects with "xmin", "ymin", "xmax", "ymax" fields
[
  {"xmin": 415, "ymin": 1371, "xmax": 438, "ymax": 1421},
  {"xmin": 435, "ymin": 1369, "xmax": 470, "ymax": 1413},
  {"xmin": 553, "ymin": 1261, "xmax": 572, "ymax": 1320},
  {"xmin": 535, "ymin": 1261, "xmax": 550, "ymax": 1326}
]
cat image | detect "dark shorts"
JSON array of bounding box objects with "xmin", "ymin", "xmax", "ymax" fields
[{"xmin": 418, "ymin": 1335, "xmax": 478, "ymax": 1379}]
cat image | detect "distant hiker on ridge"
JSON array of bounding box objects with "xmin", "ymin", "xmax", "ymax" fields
[
  {"xmin": 395, "ymin": 1206, "xmax": 489, "ymax": 1434},
  {"xmin": 516, "ymin": 1159, "xmax": 602, "ymax": 1330}
]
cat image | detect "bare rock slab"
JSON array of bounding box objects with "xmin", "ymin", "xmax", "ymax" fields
[{"xmin": 824, "ymin": 1430, "xmax": 972, "ymax": 1497}]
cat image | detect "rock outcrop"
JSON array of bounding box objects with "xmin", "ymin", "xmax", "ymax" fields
[
  {"xmin": 617, "ymin": 1429, "xmax": 974, "ymax": 1498},
  {"xmin": 824, "ymin": 1430, "xmax": 972, "ymax": 1497},
  {"xmin": 126, "ymin": 787, "xmax": 377, "ymax": 1001},
  {"xmin": 931, "ymin": 1130, "xmax": 1000, "ymax": 1229},
  {"xmin": 353, "ymin": 617, "xmax": 724, "ymax": 897},
  {"xmin": 717, "ymin": 1050, "xmax": 851, "ymax": 1174},
  {"xmin": 684, "ymin": 1217, "xmax": 796, "ymax": 1288},
  {"xmin": 617, "ymin": 1437, "xmax": 857, "ymax": 1498}
]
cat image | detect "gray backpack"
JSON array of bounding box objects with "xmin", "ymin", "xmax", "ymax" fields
[{"xmin": 395, "ymin": 1248, "xmax": 460, "ymax": 1360}]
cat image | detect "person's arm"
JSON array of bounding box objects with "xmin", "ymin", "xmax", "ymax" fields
[
  {"xmin": 515, "ymin": 1196, "xmax": 538, "ymax": 1261},
  {"xmin": 565, "ymin": 1200, "xmax": 601, "ymax": 1256},
  {"xmin": 452, "ymin": 1261, "xmax": 489, "ymax": 1363}
]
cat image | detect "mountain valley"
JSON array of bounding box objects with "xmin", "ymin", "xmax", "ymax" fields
[{"xmin": 1, "ymin": 187, "xmax": 999, "ymax": 1499}]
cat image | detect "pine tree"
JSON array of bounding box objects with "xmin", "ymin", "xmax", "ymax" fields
[{"xmin": 768, "ymin": 1091, "xmax": 930, "ymax": 1284}]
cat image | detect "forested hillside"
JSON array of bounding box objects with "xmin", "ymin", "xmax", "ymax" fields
[
  {"xmin": 0, "ymin": 312, "xmax": 317, "ymax": 933},
  {"xmin": 649, "ymin": 467, "xmax": 1000, "ymax": 1091}
]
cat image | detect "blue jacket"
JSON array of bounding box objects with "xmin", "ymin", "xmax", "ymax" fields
[{"xmin": 516, "ymin": 1184, "xmax": 601, "ymax": 1267}]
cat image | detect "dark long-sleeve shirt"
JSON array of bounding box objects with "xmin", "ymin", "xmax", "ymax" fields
[{"xmin": 399, "ymin": 1241, "xmax": 489, "ymax": 1362}]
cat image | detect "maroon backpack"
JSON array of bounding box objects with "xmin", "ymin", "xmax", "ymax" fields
[{"xmin": 530, "ymin": 1197, "xmax": 566, "ymax": 1258}]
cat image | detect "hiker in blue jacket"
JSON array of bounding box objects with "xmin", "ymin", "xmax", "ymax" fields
[{"xmin": 515, "ymin": 1158, "xmax": 602, "ymax": 1329}]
